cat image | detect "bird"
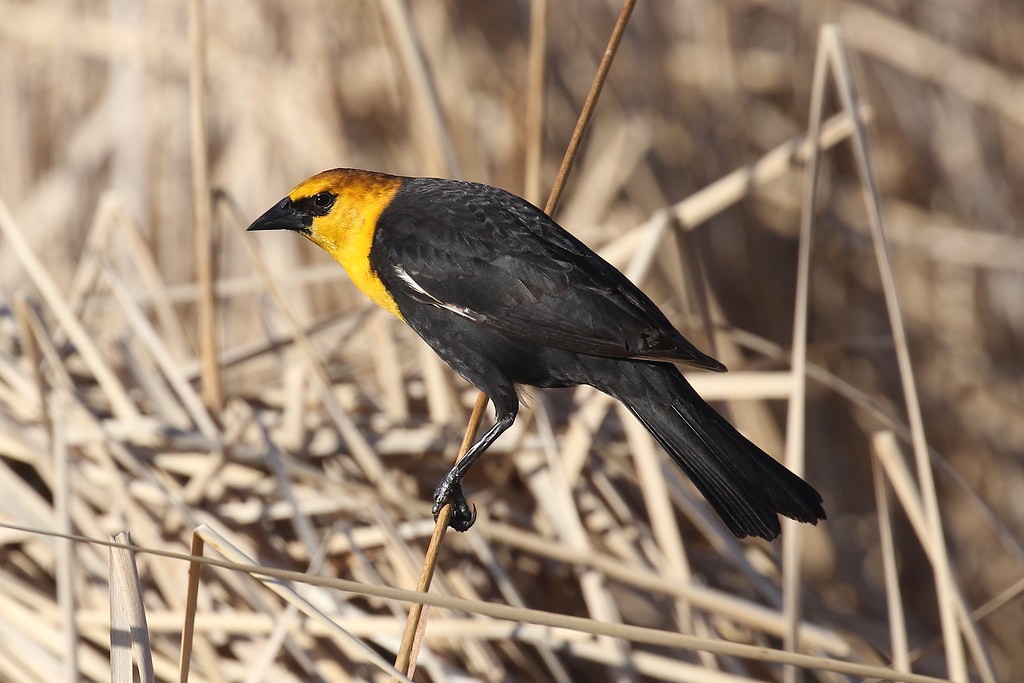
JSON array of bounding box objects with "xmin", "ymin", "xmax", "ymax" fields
[{"xmin": 248, "ymin": 168, "xmax": 825, "ymax": 540}]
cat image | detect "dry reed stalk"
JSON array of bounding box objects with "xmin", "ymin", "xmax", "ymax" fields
[
  {"xmin": 872, "ymin": 432, "xmax": 997, "ymax": 683},
  {"xmin": 964, "ymin": 575, "xmax": 1024, "ymax": 633},
  {"xmin": 780, "ymin": 25, "xmax": 831, "ymax": 683},
  {"xmin": 824, "ymin": 25, "xmax": 988, "ymax": 683},
  {"xmin": 108, "ymin": 531, "xmax": 155, "ymax": 683},
  {"xmin": 393, "ymin": 3, "xmax": 639, "ymax": 677},
  {"xmin": 2, "ymin": 3, "xmax": 1021, "ymax": 680},
  {"xmin": 178, "ymin": 532, "xmax": 204, "ymax": 683},
  {"xmin": 49, "ymin": 392, "xmax": 78, "ymax": 683},
  {"xmin": 370, "ymin": 315, "xmax": 410, "ymax": 419},
  {"xmin": 64, "ymin": 193, "xmax": 120, "ymax": 324},
  {"xmin": 617, "ymin": 405, "xmax": 692, "ymax": 612},
  {"xmin": 668, "ymin": 105, "xmax": 872, "ymax": 230},
  {"xmin": 100, "ymin": 264, "xmax": 220, "ymax": 442},
  {"xmin": 514, "ymin": 426, "xmax": 637, "ymax": 679},
  {"xmin": 523, "ymin": 0, "xmax": 550, "ymax": 206},
  {"xmin": 194, "ymin": 524, "xmax": 416, "ymax": 683},
  {"xmin": 19, "ymin": 287, "xmax": 229, "ymax": 681},
  {"xmin": 0, "ymin": 521, "xmax": 960, "ymax": 683},
  {"xmin": 846, "ymin": 195, "xmax": 1024, "ymax": 272},
  {"xmin": 120, "ymin": 338, "xmax": 192, "ymax": 431},
  {"xmin": 0, "ymin": 611, "xmax": 62, "ymax": 682},
  {"xmin": 685, "ymin": 371, "xmax": 793, "ymax": 400},
  {"xmin": 556, "ymin": 119, "xmax": 651, "ymax": 233},
  {"xmin": 0, "ymin": 197, "xmax": 138, "ymax": 420},
  {"xmin": 392, "ymin": 391, "xmax": 488, "ymax": 678},
  {"xmin": 507, "ymin": 403, "xmax": 644, "ymax": 676},
  {"xmin": 11, "ymin": 295, "xmax": 47, "ymax": 428},
  {"xmin": 188, "ymin": 0, "xmax": 222, "ymax": 416},
  {"xmin": 872, "ymin": 438, "xmax": 910, "ymax": 674},
  {"xmin": 778, "ymin": 25, "xmax": 999, "ymax": 683},
  {"xmin": 111, "ymin": 210, "xmax": 195, "ymax": 361},
  {"xmin": 672, "ymin": 216, "xmax": 720, "ymax": 363},
  {"xmin": 380, "ymin": 0, "xmax": 463, "ymax": 428},
  {"xmin": 100, "ymin": 603, "xmax": 977, "ymax": 683},
  {"xmin": 464, "ymin": 530, "xmax": 574, "ymax": 683},
  {"xmin": 379, "ymin": 0, "xmax": 458, "ymax": 179},
  {"xmin": 239, "ymin": 530, "xmax": 336, "ymax": 683},
  {"xmin": 96, "ymin": 609, "xmax": 596, "ymax": 642},
  {"xmin": 544, "ymin": 0, "xmax": 637, "ymax": 218},
  {"xmin": 479, "ymin": 519, "xmax": 846, "ymax": 652}
]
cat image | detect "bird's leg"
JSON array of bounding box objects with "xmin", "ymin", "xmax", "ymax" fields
[{"xmin": 433, "ymin": 406, "xmax": 516, "ymax": 531}]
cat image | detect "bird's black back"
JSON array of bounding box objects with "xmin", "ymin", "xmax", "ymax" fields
[{"xmin": 370, "ymin": 177, "xmax": 725, "ymax": 371}]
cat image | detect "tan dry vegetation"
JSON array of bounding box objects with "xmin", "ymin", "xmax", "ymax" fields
[{"xmin": 0, "ymin": 1, "xmax": 1022, "ymax": 681}]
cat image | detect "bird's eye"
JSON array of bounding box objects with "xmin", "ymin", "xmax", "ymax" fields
[{"xmin": 312, "ymin": 192, "xmax": 335, "ymax": 212}]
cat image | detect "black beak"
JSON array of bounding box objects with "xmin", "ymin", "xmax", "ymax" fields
[{"xmin": 247, "ymin": 197, "xmax": 312, "ymax": 234}]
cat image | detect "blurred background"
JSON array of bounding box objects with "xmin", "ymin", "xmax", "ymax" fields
[{"xmin": 0, "ymin": 0, "xmax": 1022, "ymax": 681}]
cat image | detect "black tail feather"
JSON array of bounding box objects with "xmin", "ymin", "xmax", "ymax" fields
[{"xmin": 587, "ymin": 359, "xmax": 825, "ymax": 540}]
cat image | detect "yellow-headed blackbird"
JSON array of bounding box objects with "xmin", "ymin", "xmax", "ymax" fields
[{"xmin": 249, "ymin": 169, "xmax": 825, "ymax": 540}]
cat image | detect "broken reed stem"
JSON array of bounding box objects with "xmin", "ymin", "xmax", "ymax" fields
[
  {"xmin": 393, "ymin": 1, "xmax": 638, "ymax": 677},
  {"xmin": 188, "ymin": 0, "xmax": 222, "ymax": 416},
  {"xmin": 177, "ymin": 532, "xmax": 205, "ymax": 683},
  {"xmin": 109, "ymin": 531, "xmax": 155, "ymax": 683}
]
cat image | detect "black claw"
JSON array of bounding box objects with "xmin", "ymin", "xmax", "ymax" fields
[
  {"xmin": 431, "ymin": 480, "xmax": 478, "ymax": 532},
  {"xmin": 449, "ymin": 500, "xmax": 477, "ymax": 532}
]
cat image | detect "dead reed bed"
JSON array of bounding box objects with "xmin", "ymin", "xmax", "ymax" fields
[{"xmin": 0, "ymin": 1, "xmax": 1022, "ymax": 681}]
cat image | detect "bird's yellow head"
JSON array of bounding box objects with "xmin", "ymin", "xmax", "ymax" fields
[{"xmin": 248, "ymin": 168, "xmax": 405, "ymax": 317}]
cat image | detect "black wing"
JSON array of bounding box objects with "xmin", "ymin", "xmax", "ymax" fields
[{"xmin": 373, "ymin": 178, "xmax": 725, "ymax": 371}]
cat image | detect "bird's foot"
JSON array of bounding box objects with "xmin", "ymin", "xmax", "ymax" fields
[{"xmin": 432, "ymin": 478, "xmax": 477, "ymax": 532}]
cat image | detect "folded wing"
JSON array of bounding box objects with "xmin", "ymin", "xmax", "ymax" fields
[{"xmin": 375, "ymin": 178, "xmax": 726, "ymax": 372}]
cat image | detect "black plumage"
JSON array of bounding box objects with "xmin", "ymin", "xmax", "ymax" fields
[{"xmin": 368, "ymin": 178, "xmax": 825, "ymax": 539}]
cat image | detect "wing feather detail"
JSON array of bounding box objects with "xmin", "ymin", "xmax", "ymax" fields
[{"xmin": 374, "ymin": 179, "xmax": 725, "ymax": 371}]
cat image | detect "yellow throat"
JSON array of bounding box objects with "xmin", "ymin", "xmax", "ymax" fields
[{"xmin": 289, "ymin": 170, "xmax": 404, "ymax": 319}]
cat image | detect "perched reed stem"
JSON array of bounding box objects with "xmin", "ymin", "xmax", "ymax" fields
[{"xmin": 393, "ymin": 1, "xmax": 638, "ymax": 677}]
